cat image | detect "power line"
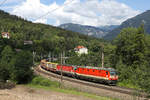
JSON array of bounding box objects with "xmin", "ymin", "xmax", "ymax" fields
[
  {"xmin": 0, "ymin": 0, "xmax": 8, "ymax": 7},
  {"xmin": 34, "ymin": 0, "xmax": 75, "ymax": 21}
]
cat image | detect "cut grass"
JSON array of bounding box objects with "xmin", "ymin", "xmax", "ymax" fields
[{"xmin": 27, "ymin": 76, "xmax": 119, "ymax": 100}]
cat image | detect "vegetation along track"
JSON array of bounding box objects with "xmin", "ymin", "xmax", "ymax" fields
[{"xmin": 34, "ymin": 65, "xmax": 147, "ymax": 99}]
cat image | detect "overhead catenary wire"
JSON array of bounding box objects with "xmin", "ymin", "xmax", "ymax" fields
[
  {"xmin": 0, "ymin": 0, "xmax": 8, "ymax": 7},
  {"xmin": 34, "ymin": 0, "xmax": 75, "ymax": 21}
]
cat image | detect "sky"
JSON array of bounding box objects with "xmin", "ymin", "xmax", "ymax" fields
[{"xmin": 0, "ymin": 0, "xmax": 150, "ymax": 26}]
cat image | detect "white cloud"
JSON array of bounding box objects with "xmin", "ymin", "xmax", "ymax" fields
[
  {"xmin": 11, "ymin": 0, "xmax": 140, "ymax": 26},
  {"xmin": 34, "ymin": 18, "xmax": 47, "ymax": 24}
]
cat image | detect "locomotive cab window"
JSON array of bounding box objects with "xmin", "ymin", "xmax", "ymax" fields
[
  {"xmin": 110, "ymin": 71, "xmax": 117, "ymax": 76},
  {"xmin": 74, "ymin": 66, "xmax": 77, "ymax": 70},
  {"xmin": 106, "ymin": 72, "xmax": 108, "ymax": 75}
]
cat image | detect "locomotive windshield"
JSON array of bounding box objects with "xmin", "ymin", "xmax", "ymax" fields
[{"xmin": 110, "ymin": 71, "xmax": 117, "ymax": 76}]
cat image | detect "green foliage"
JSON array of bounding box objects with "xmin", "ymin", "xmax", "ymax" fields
[
  {"xmin": 0, "ymin": 10, "xmax": 103, "ymax": 58},
  {"xmin": 0, "ymin": 45, "xmax": 33, "ymax": 84},
  {"xmin": 0, "ymin": 10, "xmax": 107, "ymax": 65},
  {"xmin": 0, "ymin": 45, "xmax": 14, "ymax": 82},
  {"xmin": 0, "ymin": 64, "xmax": 10, "ymax": 82},
  {"xmin": 11, "ymin": 51, "xmax": 33, "ymax": 84},
  {"xmin": 114, "ymin": 26, "xmax": 148, "ymax": 67},
  {"xmin": 1, "ymin": 45, "xmax": 14, "ymax": 63},
  {"xmin": 31, "ymin": 76, "xmax": 51, "ymax": 86},
  {"xmin": 0, "ymin": 81, "xmax": 16, "ymax": 89},
  {"xmin": 117, "ymin": 80, "xmax": 140, "ymax": 89},
  {"xmin": 114, "ymin": 25, "xmax": 150, "ymax": 93},
  {"xmin": 31, "ymin": 76, "xmax": 59, "ymax": 87},
  {"xmin": 66, "ymin": 53, "xmax": 101, "ymax": 66}
]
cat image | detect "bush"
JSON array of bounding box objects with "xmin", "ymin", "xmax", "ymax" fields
[
  {"xmin": 11, "ymin": 51, "xmax": 34, "ymax": 84},
  {"xmin": 0, "ymin": 81, "xmax": 16, "ymax": 89},
  {"xmin": 31, "ymin": 76, "xmax": 51, "ymax": 87}
]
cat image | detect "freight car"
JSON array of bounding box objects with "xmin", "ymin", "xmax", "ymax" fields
[{"xmin": 40, "ymin": 59, "xmax": 118, "ymax": 85}]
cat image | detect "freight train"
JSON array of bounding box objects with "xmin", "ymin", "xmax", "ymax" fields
[{"xmin": 40, "ymin": 59, "xmax": 118, "ymax": 85}]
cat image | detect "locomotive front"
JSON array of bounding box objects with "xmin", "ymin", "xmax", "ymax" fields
[{"xmin": 108, "ymin": 69, "xmax": 118, "ymax": 85}]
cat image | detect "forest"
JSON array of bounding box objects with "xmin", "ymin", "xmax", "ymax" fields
[{"xmin": 0, "ymin": 10, "xmax": 150, "ymax": 93}]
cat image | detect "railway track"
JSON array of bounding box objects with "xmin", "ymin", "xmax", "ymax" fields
[{"xmin": 34, "ymin": 65, "xmax": 147, "ymax": 99}]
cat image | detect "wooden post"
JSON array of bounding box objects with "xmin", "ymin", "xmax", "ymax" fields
[
  {"xmin": 63, "ymin": 51, "xmax": 65, "ymax": 64},
  {"xmin": 48, "ymin": 52, "xmax": 51, "ymax": 62},
  {"xmin": 101, "ymin": 44, "xmax": 104, "ymax": 68},
  {"xmin": 60, "ymin": 52, "xmax": 63, "ymax": 87},
  {"xmin": 33, "ymin": 51, "xmax": 36, "ymax": 65},
  {"xmin": 102, "ymin": 51, "xmax": 104, "ymax": 68}
]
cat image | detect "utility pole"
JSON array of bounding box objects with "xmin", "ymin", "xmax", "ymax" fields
[
  {"xmin": 40, "ymin": 53, "xmax": 43, "ymax": 60},
  {"xmin": 48, "ymin": 52, "xmax": 51, "ymax": 62},
  {"xmin": 101, "ymin": 44, "xmax": 104, "ymax": 68},
  {"xmin": 52, "ymin": 52, "xmax": 53, "ymax": 62},
  {"xmin": 60, "ymin": 51, "xmax": 66, "ymax": 87},
  {"xmin": 60, "ymin": 52, "xmax": 63, "ymax": 87},
  {"xmin": 33, "ymin": 51, "xmax": 36, "ymax": 65},
  {"xmin": 63, "ymin": 51, "xmax": 65, "ymax": 64},
  {"xmin": 102, "ymin": 51, "xmax": 104, "ymax": 68}
]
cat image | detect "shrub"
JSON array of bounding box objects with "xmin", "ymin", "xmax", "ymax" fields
[
  {"xmin": 0, "ymin": 81, "xmax": 16, "ymax": 89},
  {"xmin": 40, "ymin": 79, "xmax": 51, "ymax": 86},
  {"xmin": 31, "ymin": 76, "xmax": 51, "ymax": 87}
]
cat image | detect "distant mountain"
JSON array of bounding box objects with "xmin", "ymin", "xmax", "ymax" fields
[
  {"xmin": 99, "ymin": 25, "xmax": 119, "ymax": 31},
  {"xmin": 104, "ymin": 10, "xmax": 150, "ymax": 40},
  {"xmin": 59, "ymin": 23, "xmax": 118, "ymax": 38}
]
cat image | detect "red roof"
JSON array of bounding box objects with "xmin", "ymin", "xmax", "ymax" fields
[
  {"xmin": 2, "ymin": 32, "xmax": 10, "ymax": 35},
  {"xmin": 76, "ymin": 46, "xmax": 85, "ymax": 49},
  {"xmin": 1, "ymin": 32, "xmax": 10, "ymax": 36}
]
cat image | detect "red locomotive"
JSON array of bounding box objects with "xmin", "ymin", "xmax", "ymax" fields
[{"xmin": 40, "ymin": 59, "xmax": 118, "ymax": 85}]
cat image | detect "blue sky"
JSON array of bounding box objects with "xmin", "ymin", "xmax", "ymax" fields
[
  {"xmin": 0, "ymin": 0, "xmax": 149, "ymax": 26},
  {"xmin": 117, "ymin": 0, "xmax": 150, "ymax": 11}
]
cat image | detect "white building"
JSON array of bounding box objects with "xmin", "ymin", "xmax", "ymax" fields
[
  {"xmin": 1, "ymin": 32, "xmax": 10, "ymax": 39},
  {"xmin": 74, "ymin": 46, "xmax": 88, "ymax": 55}
]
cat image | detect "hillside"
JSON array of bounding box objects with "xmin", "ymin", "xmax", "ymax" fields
[
  {"xmin": 0, "ymin": 10, "xmax": 103, "ymax": 53},
  {"xmin": 59, "ymin": 23, "xmax": 118, "ymax": 38},
  {"xmin": 104, "ymin": 10, "xmax": 150, "ymax": 40},
  {"xmin": 0, "ymin": 10, "xmax": 114, "ymax": 84}
]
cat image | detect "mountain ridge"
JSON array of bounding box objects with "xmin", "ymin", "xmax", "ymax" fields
[
  {"xmin": 104, "ymin": 10, "xmax": 150, "ymax": 40},
  {"xmin": 59, "ymin": 23, "xmax": 119, "ymax": 38}
]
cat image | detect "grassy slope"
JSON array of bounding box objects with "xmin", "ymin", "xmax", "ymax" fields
[
  {"xmin": 117, "ymin": 81, "xmax": 141, "ymax": 90},
  {"xmin": 27, "ymin": 76, "xmax": 119, "ymax": 100}
]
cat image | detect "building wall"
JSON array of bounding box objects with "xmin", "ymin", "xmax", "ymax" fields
[{"xmin": 78, "ymin": 48, "xmax": 88, "ymax": 54}]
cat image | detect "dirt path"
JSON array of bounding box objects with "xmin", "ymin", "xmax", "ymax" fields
[{"xmin": 0, "ymin": 85, "xmax": 93, "ymax": 100}]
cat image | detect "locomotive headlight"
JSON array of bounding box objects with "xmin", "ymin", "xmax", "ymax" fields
[
  {"xmin": 116, "ymin": 75, "xmax": 118, "ymax": 79},
  {"xmin": 110, "ymin": 76, "xmax": 115, "ymax": 78}
]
